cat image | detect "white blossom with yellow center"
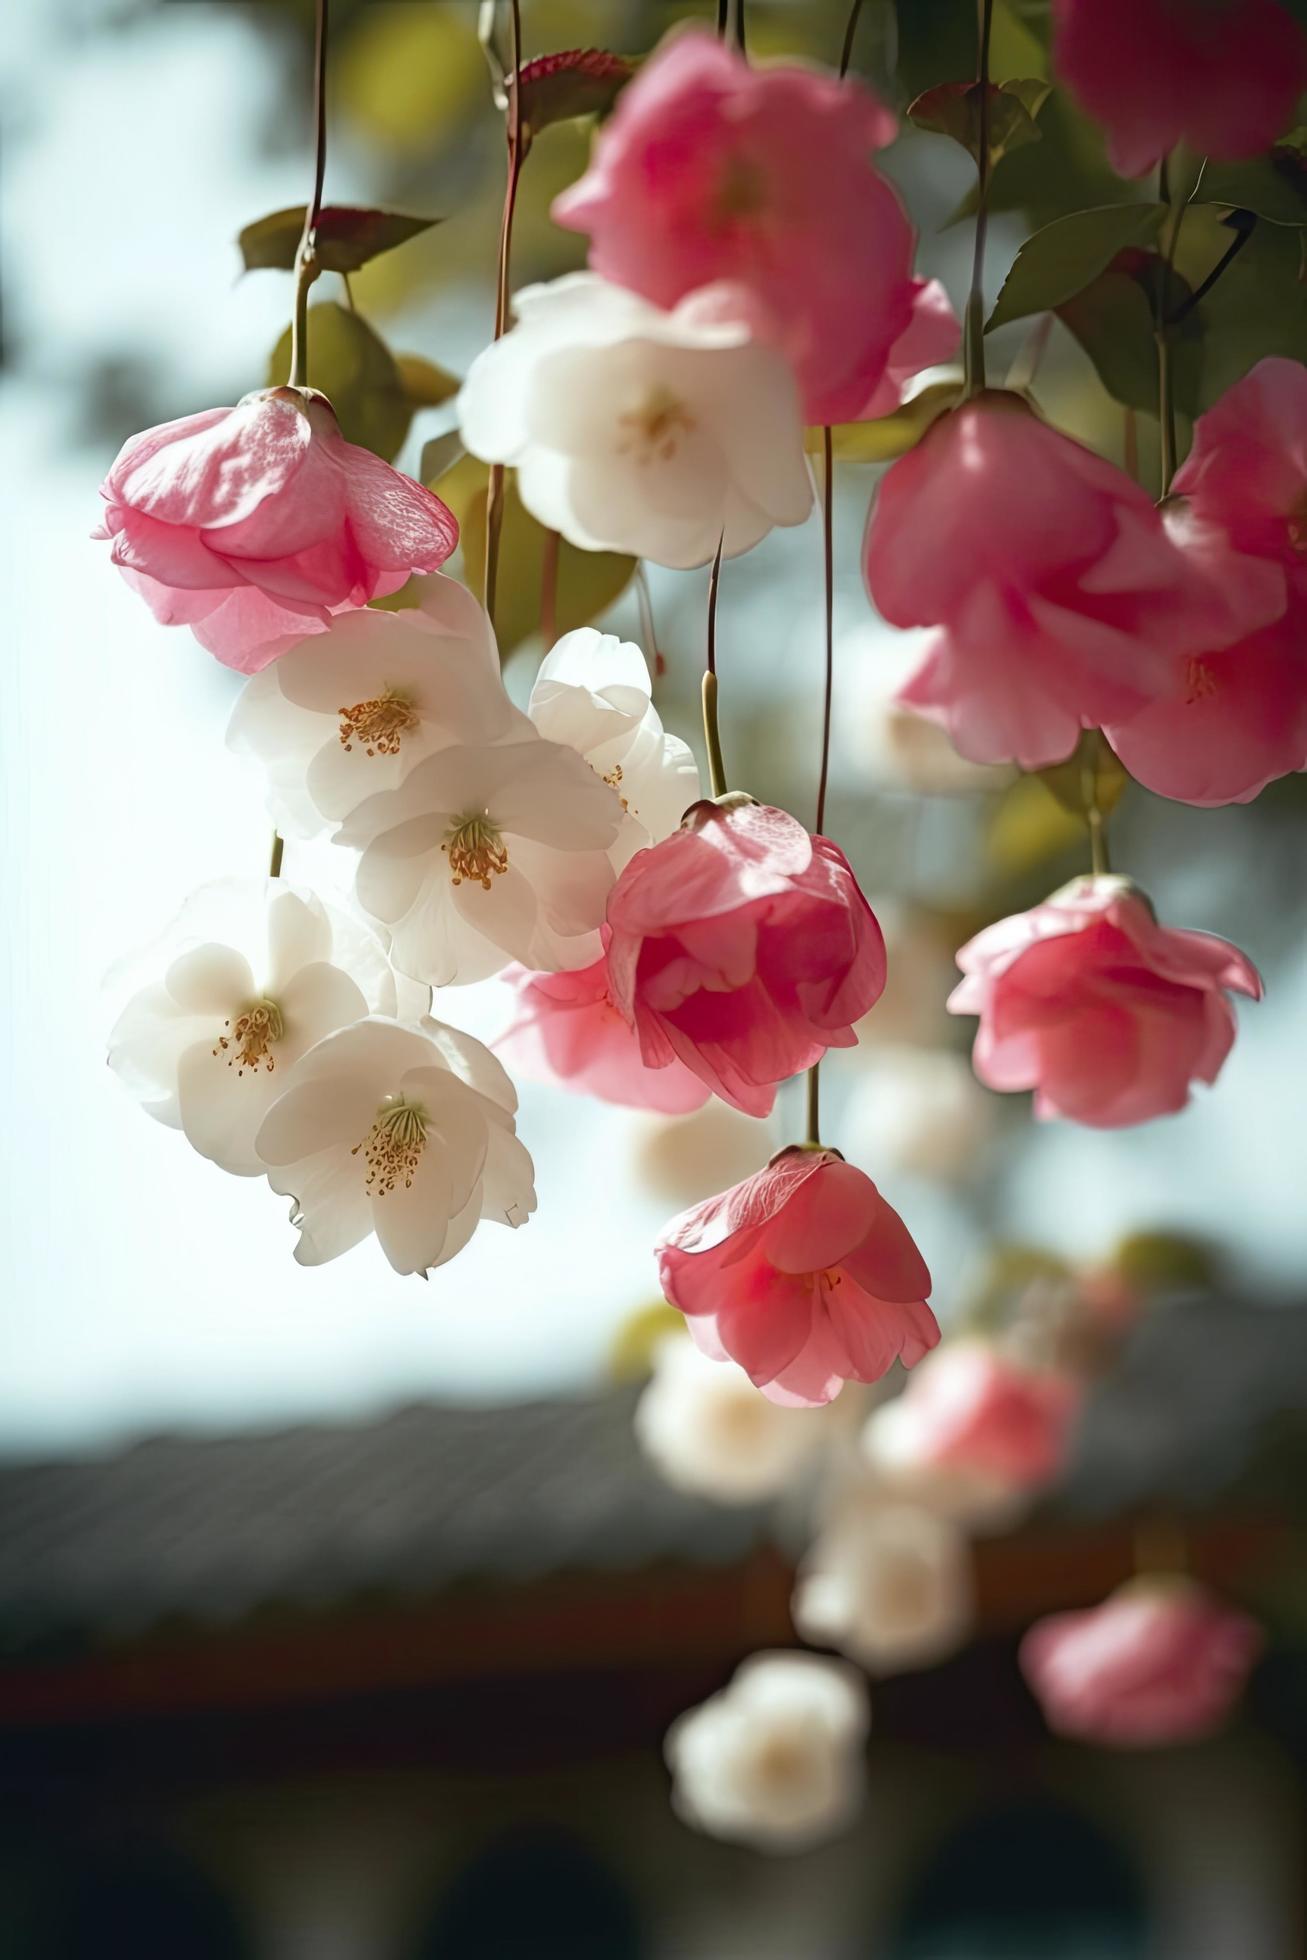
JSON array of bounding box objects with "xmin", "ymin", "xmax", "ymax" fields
[
  {"xmin": 107, "ymin": 879, "xmax": 401, "ymax": 1177},
  {"xmin": 792, "ymin": 1482, "xmax": 974, "ymax": 1674},
  {"xmin": 457, "ymin": 272, "xmax": 814, "ymax": 569},
  {"xmin": 634, "ymin": 1336, "xmax": 823, "ymax": 1504},
  {"xmin": 253, "ymin": 1016, "xmax": 535, "ymax": 1275}
]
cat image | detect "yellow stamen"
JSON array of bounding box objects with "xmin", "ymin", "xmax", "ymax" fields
[
  {"xmin": 617, "ymin": 385, "xmax": 696, "ymax": 465},
  {"xmin": 442, "ymin": 813, "xmax": 509, "ymax": 891},
  {"xmin": 213, "ymin": 998, "xmax": 284, "ymax": 1076},
  {"xmin": 601, "ymin": 760, "xmax": 629, "ymax": 811},
  {"xmin": 1184, "ymin": 657, "xmax": 1218, "ymax": 705},
  {"xmin": 338, "ymin": 688, "xmax": 418, "ymax": 757},
  {"xmin": 352, "ymin": 1097, "xmax": 427, "ymax": 1196}
]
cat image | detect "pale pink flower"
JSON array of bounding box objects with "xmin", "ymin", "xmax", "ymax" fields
[
  {"xmin": 948, "ymin": 875, "xmax": 1263, "ymax": 1128},
  {"xmin": 97, "ymin": 388, "xmax": 458, "ymax": 673},
  {"xmin": 552, "ymin": 29, "xmax": 918, "ymax": 425},
  {"xmin": 866, "ymin": 1340, "xmax": 1082, "ymax": 1493},
  {"xmin": 657, "ymin": 1146, "xmax": 938, "ymax": 1407},
  {"xmin": 605, "ymin": 800, "xmax": 887, "ymax": 1118},
  {"xmin": 863, "ymin": 392, "xmax": 1269, "ymax": 769},
  {"xmin": 858, "ymin": 279, "xmax": 961, "ymax": 422},
  {"xmin": 1020, "ymin": 1578, "xmax": 1264, "ymax": 1747},
  {"xmin": 497, "ymin": 955, "xmax": 709, "ymax": 1114},
  {"xmin": 1053, "ymin": 0, "xmax": 1307, "ymax": 179}
]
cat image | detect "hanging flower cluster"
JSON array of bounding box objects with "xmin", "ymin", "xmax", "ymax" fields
[{"xmin": 98, "ymin": 0, "xmax": 1289, "ymax": 1857}]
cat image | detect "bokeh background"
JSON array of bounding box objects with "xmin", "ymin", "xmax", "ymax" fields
[{"xmin": 3, "ymin": 1, "xmax": 1307, "ymax": 1954}]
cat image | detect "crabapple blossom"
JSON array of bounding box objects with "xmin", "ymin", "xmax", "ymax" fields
[
  {"xmin": 863, "ymin": 1341, "xmax": 1082, "ymax": 1497},
  {"xmin": 858, "ymin": 280, "xmax": 961, "ymax": 422},
  {"xmin": 553, "ymin": 28, "xmax": 919, "ymax": 425},
  {"xmin": 227, "ymin": 575, "xmax": 527, "ymax": 838},
  {"xmin": 335, "ymin": 736, "xmax": 624, "ymax": 986},
  {"xmin": 634, "ymin": 1336, "xmax": 825, "ymax": 1503},
  {"xmin": 1053, "ymin": 0, "xmax": 1307, "ymax": 179},
  {"xmin": 1020, "ymin": 1577, "xmax": 1264, "ymax": 1747},
  {"xmin": 456, "ymin": 274, "xmax": 812, "ymax": 569},
  {"xmin": 498, "ymin": 957, "xmax": 710, "ymax": 1114},
  {"xmin": 107, "ymin": 879, "xmax": 396, "ymax": 1177},
  {"xmin": 604, "ymin": 800, "xmax": 886, "ymax": 1117},
  {"xmin": 665, "ymin": 1651, "xmax": 870, "ymax": 1853},
  {"xmin": 863, "ymin": 391, "xmax": 1280, "ymax": 769},
  {"xmin": 254, "ymin": 1015, "xmax": 535, "ymax": 1273},
  {"xmin": 793, "ymin": 1492, "xmax": 973, "ymax": 1673},
  {"xmin": 657, "ymin": 1147, "xmax": 938, "ymax": 1407},
  {"xmin": 97, "ymin": 388, "xmax": 458, "ymax": 672},
  {"xmin": 949, "ymin": 875, "xmax": 1263, "ymax": 1127},
  {"xmin": 1170, "ymin": 358, "xmax": 1307, "ymax": 590}
]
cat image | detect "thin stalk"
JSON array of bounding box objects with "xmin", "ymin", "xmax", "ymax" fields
[
  {"xmin": 268, "ymin": 830, "xmax": 285, "ymax": 880},
  {"xmin": 635, "ymin": 565, "xmax": 665, "ymax": 679},
  {"xmin": 288, "ymin": 0, "xmax": 329, "ymax": 389},
  {"xmin": 734, "ymin": 0, "xmax": 746, "ymax": 55},
  {"xmin": 805, "ymin": 1062, "xmax": 822, "ymax": 1148},
  {"xmin": 702, "ymin": 535, "xmax": 727, "ymax": 797},
  {"xmin": 539, "ymin": 528, "xmax": 559, "ymax": 647},
  {"xmin": 839, "ymin": 0, "xmax": 867, "ymax": 77},
  {"xmin": 1154, "ymin": 154, "xmax": 1187, "ymax": 496},
  {"xmin": 963, "ymin": 0, "xmax": 995, "ymax": 397},
  {"xmin": 1080, "ymin": 739, "xmax": 1111, "ymax": 877},
  {"xmin": 483, "ymin": 0, "xmax": 524, "ymax": 628},
  {"xmin": 1167, "ymin": 218, "xmax": 1253, "ymax": 327},
  {"xmin": 815, "ymin": 426, "xmax": 835, "ymax": 836}
]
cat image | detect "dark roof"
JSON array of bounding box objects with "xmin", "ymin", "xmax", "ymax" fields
[{"xmin": 0, "ymin": 1298, "xmax": 1303, "ymax": 1653}]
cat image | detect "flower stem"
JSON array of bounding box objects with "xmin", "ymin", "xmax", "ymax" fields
[
  {"xmin": 702, "ymin": 534, "xmax": 728, "ymax": 797},
  {"xmin": 963, "ymin": 0, "xmax": 995, "ymax": 399},
  {"xmin": 805, "ymin": 1061, "xmax": 822, "ymax": 1147},
  {"xmin": 1154, "ymin": 153, "xmax": 1187, "ymax": 497},
  {"xmin": 839, "ymin": 0, "xmax": 867, "ymax": 77},
  {"xmin": 288, "ymin": 0, "xmax": 329, "ymax": 390},
  {"xmin": 636, "ymin": 565, "xmax": 665, "ymax": 679},
  {"xmin": 483, "ymin": 0, "xmax": 524, "ymax": 631},
  {"xmin": 269, "ymin": 829, "xmax": 285, "ymax": 880},
  {"xmin": 1081, "ymin": 736, "xmax": 1111, "ymax": 877},
  {"xmin": 815, "ymin": 425, "xmax": 835, "ymax": 836}
]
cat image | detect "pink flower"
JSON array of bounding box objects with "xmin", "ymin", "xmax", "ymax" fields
[
  {"xmin": 863, "ymin": 392, "xmax": 1265, "ymax": 769},
  {"xmin": 1020, "ymin": 1578, "xmax": 1264, "ymax": 1747},
  {"xmin": 874, "ymin": 1341, "xmax": 1081, "ymax": 1490},
  {"xmin": 1170, "ymin": 358, "xmax": 1307, "ymax": 594},
  {"xmin": 657, "ymin": 1147, "xmax": 938, "ymax": 1407},
  {"xmin": 552, "ymin": 29, "xmax": 918, "ymax": 425},
  {"xmin": 858, "ymin": 279, "xmax": 961, "ymax": 422},
  {"xmin": 497, "ymin": 956, "xmax": 709, "ymax": 1115},
  {"xmin": 97, "ymin": 387, "xmax": 458, "ymax": 673},
  {"xmin": 1053, "ymin": 0, "xmax": 1307, "ymax": 179},
  {"xmin": 949, "ymin": 876, "xmax": 1263, "ymax": 1127},
  {"xmin": 605, "ymin": 801, "xmax": 887, "ymax": 1118}
]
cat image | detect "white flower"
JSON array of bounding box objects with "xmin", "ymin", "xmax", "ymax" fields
[
  {"xmin": 227, "ymin": 575, "xmax": 526, "ymax": 839},
  {"xmin": 634, "ymin": 1337, "xmax": 823, "ymax": 1504},
  {"xmin": 335, "ymin": 735, "xmax": 624, "ymax": 985},
  {"xmin": 527, "ymin": 628, "xmax": 698, "ymax": 870},
  {"xmin": 860, "ymin": 1396, "xmax": 1027, "ymax": 1533},
  {"xmin": 839, "ymin": 623, "xmax": 1009, "ymax": 796},
  {"xmin": 458, "ymin": 273, "xmax": 814, "ymax": 569},
  {"xmin": 107, "ymin": 879, "xmax": 397, "ymax": 1176},
  {"xmin": 665, "ymin": 1652, "xmax": 869, "ymax": 1854},
  {"xmin": 840, "ymin": 1046, "xmax": 995, "ymax": 1184},
  {"xmin": 254, "ymin": 1015, "xmax": 535, "ymax": 1273},
  {"xmin": 792, "ymin": 1491, "xmax": 973, "ymax": 1674}
]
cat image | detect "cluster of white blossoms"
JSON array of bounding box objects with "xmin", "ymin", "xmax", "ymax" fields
[{"xmin": 108, "ymin": 584, "xmax": 697, "ymax": 1274}]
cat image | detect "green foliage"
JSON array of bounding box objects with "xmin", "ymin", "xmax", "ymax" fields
[
  {"xmin": 1200, "ymin": 133, "xmax": 1307, "ymax": 228},
  {"xmin": 908, "ymin": 77, "xmax": 1051, "ymax": 170},
  {"xmin": 986, "ymin": 204, "xmax": 1168, "ymax": 331},
  {"xmin": 238, "ymin": 205, "xmax": 440, "ymax": 276},
  {"xmin": 512, "ymin": 48, "xmax": 635, "ymax": 149},
  {"xmin": 806, "ymin": 383, "xmax": 961, "ymax": 463},
  {"xmin": 266, "ymin": 303, "xmax": 412, "ymax": 460}
]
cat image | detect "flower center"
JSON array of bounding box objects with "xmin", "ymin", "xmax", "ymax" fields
[
  {"xmin": 213, "ymin": 998, "xmax": 284, "ymax": 1076},
  {"xmin": 617, "ymin": 385, "xmax": 696, "ymax": 465},
  {"xmin": 1184, "ymin": 656, "xmax": 1218, "ymax": 704},
  {"xmin": 601, "ymin": 761, "xmax": 629, "ymax": 811},
  {"xmin": 352, "ymin": 1096, "xmax": 427, "ymax": 1196},
  {"xmin": 442, "ymin": 813, "xmax": 509, "ymax": 890},
  {"xmin": 338, "ymin": 688, "xmax": 418, "ymax": 757}
]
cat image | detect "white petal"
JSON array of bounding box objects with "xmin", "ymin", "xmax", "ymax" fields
[
  {"xmin": 177, "ymin": 1039, "xmax": 279, "ymax": 1176},
  {"xmin": 165, "ymin": 943, "xmax": 255, "ymax": 1014},
  {"xmin": 265, "ymin": 889, "xmax": 332, "ymax": 993},
  {"xmin": 371, "ymin": 1130, "xmax": 457, "ymax": 1275},
  {"xmin": 107, "ymin": 985, "xmax": 210, "ymax": 1124},
  {"xmin": 277, "ymin": 960, "xmax": 370, "ymax": 1058},
  {"xmin": 420, "ymin": 1017, "xmax": 518, "ymax": 1114}
]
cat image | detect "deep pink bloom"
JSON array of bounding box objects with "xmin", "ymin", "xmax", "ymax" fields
[
  {"xmin": 858, "ymin": 279, "xmax": 961, "ymax": 422},
  {"xmin": 864, "ymin": 392, "xmax": 1267, "ymax": 769},
  {"xmin": 605, "ymin": 801, "xmax": 887, "ymax": 1118},
  {"xmin": 497, "ymin": 957, "xmax": 709, "ymax": 1115},
  {"xmin": 949, "ymin": 875, "xmax": 1262, "ymax": 1128},
  {"xmin": 1021, "ymin": 1579, "xmax": 1264, "ymax": 1747},
  {"xmin": 552, "ymin": 28, "xmax": 918, "ymax": 425},
  {"xmin": 1053, "ymin": 0, "xmax": 1307, "ymax": 179},
  {"xmin": 1170, "ymin": 357, "xmax": 1307, "ymax": 596},
  {"xmin": 658, "ymin": 1147, "xmax": 938, "ymax": 1407},
  {"xmin": 882, "ymin": 1341, "xmax": 1081, "ymax": 1490},
  {"xmin": 97, "ymin": 388, "xmax": 458, "ymax": 673}
]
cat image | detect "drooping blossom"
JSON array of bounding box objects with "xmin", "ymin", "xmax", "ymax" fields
[
  {"xmin": 948, "ymin": 875, "xmax": 1263, "ymax": 1127},
  {"xmin": 841, "ymin": 1046, "xmax": 995, "ymax": 1184},
  {"xmin": 665, "ymin": 1651, "xmax": 870, "ymax": 1853},
  {"xmin": 1052, "ymin": 0, "xmax": 1307, "ymax": 179},
  {"xmin": 498, "ymin": 956, "xmax": 710, "ymax": 1114},
  {"xmin": 553, "ymin": 28, "xmax": 918, "ymax": 425},
  {"xmin": 457, "ymin": 273, "xmax": 813, "ymax": 568},
  {"xmin": 1169, "ymin": 358, "xmax": 1307, "ymax": 590},
  {"xmin": 657, "ymin": 1147, "xmax": 938, "ymax": 1408},
  {"xmin": 793, "ymin": 1491, "xmax": 973, "ymax": 1673},
  {"xmin": 335, "ymin": 736, "xmax": 624, "ymax": 986},
  {"xmin": 107, "ymin": 879, "xmax": 398, "ymax": 1177},
  {"xmin": 1020, "ymin": 1578, "xmax": 1264, "ymax": 1747},
  {"xmin": 634, "ymin": 1335, "xmax": 825, "ymax": 1503},
  {"xmin": 228, "ymin": 575, "xmax": 526, "ymax": 838},
  {"xmin": 254, "ymin": 1015, "xmax": 535, "ymax": 1273},
  {"xmin": 526, "ymin": 629, "xmax": 699, "ymax": 873},
  {"xmin": 605, "ymin": 800, "xmax": 886, "ymax": 1117},
  {"xmin": 863, "ymin": 391, "xmax": 1277, "ymax": 769},
  {"xmin": 858, "ymin": 280, "xmax": 961, "ymax": 422},
  {"xmin": 862, "ymin": 1340, "xmax": 1082, "ymax": 1498},
  {"xmin": 97, "ymin": 388, "xmax": 458, "ymax": 673}
]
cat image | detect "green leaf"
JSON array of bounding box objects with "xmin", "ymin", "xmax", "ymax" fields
[
  {"xmin": 1037, "ymin": 731, "xmax": 1130, "ymax": 820},
  {"xmin": 1055, "ymin": 252, "xmax": 1203, "ymax": 419},
  {"xmin": 908, "ymin": 77, "xmax": 1050, "ymax": 169},
  {"xmin": 1110, "ymin": 1231, "xmax": 1218, "ymax": 1294},
  {"xmin": 436, "ymin": 456, "xmax": 636, "ymax": 655},
  {"xmin": 805, "ymin": 382, "xmax": 961, "ymax": 463},
  {"xmin": 512, "ymin": 48, "xmax": 634, "ymax": 143},
  {"xmin": 986, "ymin": 203, "xmax": 1167, "ymax": 331},
  {"xmin": 238, "ymin": 204, "xmax": 440, "ymax": 276},
  {"xmin": 395, "ymin": 354, "xmax": 460, "ymax": 407},
  {"xmin": 419, "ymin": 429, "xmax": 465, "ymax": 486},
  {"xmin": 1199, "ymin": 133, "xmax": 1307, "ymax": 228},
  {"xmin": 265, "ymin": 303, "xmax": 412, "ymax": 460}
]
